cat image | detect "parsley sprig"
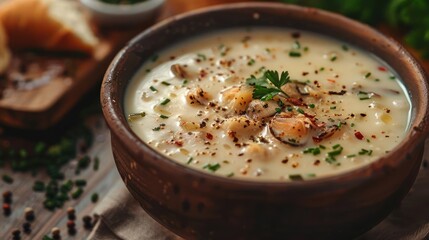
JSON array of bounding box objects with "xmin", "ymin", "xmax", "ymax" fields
[{"xmin": 246, "ymin": 70, "xmax": 291, "ymax": 101}]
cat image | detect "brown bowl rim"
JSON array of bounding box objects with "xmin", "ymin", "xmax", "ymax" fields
[{"xmin": 101, "ymin": 2, "xmax": 429, "ymax": 190}]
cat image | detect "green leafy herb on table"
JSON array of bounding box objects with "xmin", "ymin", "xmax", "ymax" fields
[
  {"xmin": 279, "ymin": 0, "xmax": 429, "ymax": 58},
  {"xmin": 246, "ymin": 70, "xmax": 291, "ymax": 100}
]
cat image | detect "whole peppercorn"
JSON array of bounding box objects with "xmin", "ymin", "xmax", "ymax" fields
[
  {"xmin": 67, "ymin": 207, "xmax": 76, "ymax": 220},
  {"xmin": 3, "ymin": 203, "xmax": 11, "ymax": 216},
  {"xmin": 24, "ymin": 207, "xmax": 35, "ymax": 221},
  {"xmin": 22, "ymin": 222, "xmax": 31, "ymax": 234},
  {"xmin": 67, "ymin": 220, "xmax": 76, "ymax": 235},
  {"xmin": 82, "ymin": 215, "xmax": 93, "ymax": 229},
  {"xmin": 12, "ymin": 228, "xmax": 21, "ymax": 240},
  {"xmin": 2, "ymin": 190, "xmax": 12, "ymax": 204},
  {"xmin": 51, "ymin": 227, "xmax": 61, "ymax": 240}
]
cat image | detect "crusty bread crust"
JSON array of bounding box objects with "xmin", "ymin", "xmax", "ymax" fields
[
  {"xmin": 0, "ymin": 22, "xmax": 10, "ymax": 74},
  {"xmin": 0, "ymin": 0, "xmax": 97, "ymax": 54}
]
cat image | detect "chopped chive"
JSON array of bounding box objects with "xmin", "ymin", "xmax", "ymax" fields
[
  {"xmin": 297, "ymin": 108, "xmax": 305, "ymax": 114},
  {"xmin": 303, "ymin": 46, "xmax": 309, "ymax": 52},
  {"xmin": 93, "ymin": 156, "xmax": 100, "ymax": 171},
  {"xmin": 275, "ymin": 107, "xmax": 282, "ymax": 113},
  {"xmin": 342, "ymin": 45, "xmax": 349, "ymax": 51},
  {"xmin": 71, "ymin": 188, "xmax": 83, "ymax": 199},
  {"xmin": 91, "ymin": 193, "xmax": 99, "ymax": 203},
  {"xmin": 226, "ymin": 172, "xmax": 234, "ymax": 177},
  {"xmin": 325, "ymin": 156, "xmax": 340, "ymax": 166},
  {"xmin": 308, "ymin": 103, "xmax": 315, "ymax": 108},
  {"xmin": 289, "ymin": 174, "xmax": 304, "ymax": 181},
  {"xmin": 307, "ymin": 173, "xmax": 316, "ymax": 178},
  {"xmin": 161, "ymin": 81, "xmax": 171, "ymax": 86},
  {"xmin": 150, "ymin": 86, "xmax": 157, "ymax": 92},
  {"xmin": 2, "ymin": 174, "xmax": 13, "ymax": 184},
  {"xmin": 347, "ymin": 154, "xmax": 356, "ymax": 158},
  {"xmin": 289, "ymin": 51, "xmax": 301, "ymax": 57},
  {"xmin": 152, "ymin": 127, "xmax": 161, "ymax": 131},
  {"xmin": 145, "ymin": 69, "xmax": 151, "ymax": 73},
  {"xmin": 60, "ymin": 180, "xmax": 73, "ymax": 193},
  {"xmin": 365, "ymin": 72, "xmax": 372, "ymax": 78},
  {"xmin": 351, "ymin": 123, "xmax": 355, "ymax": 127},
  {"xmin": 197, "ymin": 53, "xmax": 207, "ymax": 61},
  {"xmin": 128, "ymin": 112, "xmax": 146, "ymax": 121},
  {"xmin": 320, "ymin": 67, "xmax": 325, "ymax": 71},
  {"xmin": 359, "ymin": 149, "xmax": 373, "ymax": 156},
  {"xmin": 182, "ymin": 79, "xmax": 188, "ymax": 86},
  {"xmin": 330, "ymin": 106, "xmax": 336, "ymax": 110},
  {"xmin": 247, "ymin": 59, "xmax": 256, "ymax": 66},
  {"xmin": 375, "ymin": 78, "xmax": 380, "ymax": 82},
  {"xmin": 33, "ymin": 181, "xmax": 45, "ymax": 192},
  {"xmin": 287, "ymin": 106, "xmax": 293, "ymax": 112},
  {"xmin": 160, "ymin": 115, "xmax": 169, "ymax": 119},
  {"xmin": 357, "ymin": 91, "xmax": 371, "ymax": 100},
  {"xmin": 203, "ymin": 163, "xmax": 221, "ymax": 172},
  {"xmin": 319, "ymin": 145, "xmax": 326, "ymax": 149},
  {"xmin": 389, "ymin": 76, "xmax": 396, "ymax": 80},
  {"xmin": 75, "ymin": 179, "xmax": 87, "ymax": 187},
  {"xmin": 303, "ymin": 147, "xmax": 321, "ymax": 155},
  {"xmin": 330, "ymin": 56, "xmax": 337, "ymax": 62},
  {"xmin": 160, "ymin": 98, "xmax": 171, "ymax": 106},
  {"xmin": 186, "ymin": 157, "xmax": 193, "ymax": 165}
]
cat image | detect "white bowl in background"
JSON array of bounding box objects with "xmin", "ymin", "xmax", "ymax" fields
[{"xmin": 80, "ymin": 0, "xmax": 165, "ymax": 27}]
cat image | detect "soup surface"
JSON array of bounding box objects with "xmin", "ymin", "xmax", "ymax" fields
[{"xmin": 125, "ymin": 28, "xmax": 410, "ymax": 181}]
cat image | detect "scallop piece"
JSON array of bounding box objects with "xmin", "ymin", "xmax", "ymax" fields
[
  {"xmin": 269, "ymin": 112, "xmax": 312, "ymax": 146},
  {"xmin": 186, "ymin": 87, "xmax": 211, "ymax": 106},
  {"xmin": 246, "ymin": 100, "xmax": 278, "ymax": 120},
  {"xmin": 224, "ymin": 116, "xmax": 263, "ymax": 140},
  {"xmin": 221, "ymin": 86, "xmax": 253, "ymax": 115}
]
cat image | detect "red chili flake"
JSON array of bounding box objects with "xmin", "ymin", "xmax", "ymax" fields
[
  {"xmin": 174, "ymin": 141, "xmax": 183, "ymax": 147},
  {"xmin": 355, "ymin": 131, "xmax": 364, "ymax": 140},
  {"xmin": 378, "ymin": 66, "xmax": 387, "ymax": 72},
  {"xmin": 206, "ymin": 133, "xmax": 213, "ymax": 140},
  {"xmin": 371, "ymin": 135, "xmax": 377, "ymax": 139}
]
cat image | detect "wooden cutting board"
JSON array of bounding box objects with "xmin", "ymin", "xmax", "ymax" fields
[{"xmin": 0, "ymin": 28, "xmax": 144, "ymax": 130}]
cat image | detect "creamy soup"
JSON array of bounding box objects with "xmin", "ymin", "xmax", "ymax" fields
[{"xmin": 125, "ymin": 28, "xmax": 410, "ymax": 181}]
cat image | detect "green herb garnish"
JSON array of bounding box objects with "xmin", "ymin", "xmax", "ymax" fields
[
  {"xmin": 128, "ymin": 112, "xmax": 146, "ymax": 121},
  {"xmin": 246, "ymin": 70, "xmax": 291, "ymax": 101},
  {"xmin": 203, "ymin": 163, "xmax": 221, "ymax": 172},
  {"xmin": 150, "ymin": 86, "xmax": 157, "ymax": 92},
  {"xmin": 160, "ymin": 98, "xmax": 171, "ymax": 106}
]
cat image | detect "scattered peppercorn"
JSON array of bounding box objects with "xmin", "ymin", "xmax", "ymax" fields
[
  {"xmin": 66, "ymin": 220, "xmax": 76, "ymax": 235},
  {"xmin": 24, "ymin": 207, "xmax": 35, "ymax": 221},
  {"xmin": 12, "ymin": 228, "xmax": 21, "ymax": 240},
  {"xmin": 83, "ymin": 215, "xmax": 93, "ymax": 229},
  {"xmin": 22, "ymin": 222, "xmax": 31, "ymax": 234},
  {"xmin": 3, "ymin": 203, "xmax": 11, "ymax": 216},
  {"xmin": 67, "ymin": 207, "xmax": 76, "ymax": 220},
  {"xmin": 51, "ymin": 227, "xmax": 61, "ymax": 240},
  {"xmin": 3, "ymin": 190, "xmax": 12, "ymax": 204}
]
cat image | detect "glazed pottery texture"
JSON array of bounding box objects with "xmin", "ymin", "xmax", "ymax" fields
[{"xmin": 101, "ymin": 3, "xmax": 429, "ymax": 239}]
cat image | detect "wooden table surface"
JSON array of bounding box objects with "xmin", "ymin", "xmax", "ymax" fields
[
  {"xmin": 0, "ymin": 1, "xmax": 257, "ymax": 239},
  {"xmin": 1, "ymin": 0, "xmax": 428, "ymax": 239}
]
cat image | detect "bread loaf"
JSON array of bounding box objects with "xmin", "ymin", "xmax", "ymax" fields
[
  {"xmin": 0, "ymin": 0, "xmax": 99, "ymax": 54},
  {"xmin": 0, "ymin": 22, "xmax": 10, "ymax": 74}
]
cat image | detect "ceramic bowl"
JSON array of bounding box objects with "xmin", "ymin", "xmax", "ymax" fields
[
  {"xmin": 80, "ymin": 0, "xmax": 165, "ymax": 27},
  {"xmin": 101, "ymin": 3, "xmax": 429, "ymax": 239}
]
